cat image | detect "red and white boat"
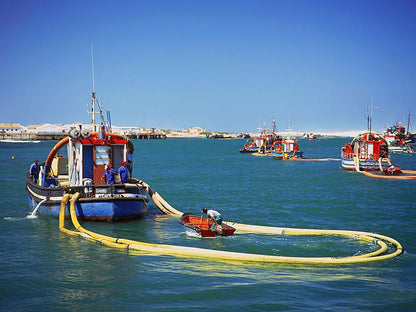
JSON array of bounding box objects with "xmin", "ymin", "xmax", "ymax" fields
[
  {"xmin": 270, "ymin": 137, "xmax": 303, "ymax": 159},
  {"xmin": 341, "ymin": 132, "xmax": 391, "ymax": 171}
]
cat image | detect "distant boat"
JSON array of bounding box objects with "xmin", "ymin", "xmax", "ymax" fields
[
  {"xmin": 236, "ymin": 133, "xmax": 250, "ymax": 139},
  {"xmin": 239, "ymin": 118, "xmax": 304, "ymax": 159},
  {"xmin": 256, "ymin": 127, "xmax": 282, "ymax": 155},
  {"xmin": 241, "ymin": 118, "xmax": 282, "ymax": 155},
  {"xmin": 341, "ymin": 102, "xmax": 396, "ymax": 171},
  {"xmin": 383, "ymin": 122, "xmax": 415, "ymax": 154},
  {"xmin": 270, "ymin": 137, "xmax": 304, "ymax": 160},
  {"xmin": 0, "ymin": 139, "xmax": 40, "ymax": 143},
  {"xmin": 303, "ymin": 132, "xmax": 318, "ymax": 141},
  {"xmin": 341, "ymin": 132, "xmax": 391, "ymax": 171},
  {"xmin": 209, "ymin": 134, "xmax": 233, "ymax": 139},
  {"xmin": 239, "ymin": 137, "xmax": 260, "ymax": 153}
]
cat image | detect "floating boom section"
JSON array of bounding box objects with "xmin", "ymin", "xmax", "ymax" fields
[{"xmin": 59, "ymin": 182, "xmax": 403, "ymax": 264}]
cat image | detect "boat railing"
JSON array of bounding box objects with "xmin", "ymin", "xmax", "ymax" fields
[
  {"xmin": 341, "ymin": 150, "xmax": 355, "ymax": 159},
  {"xmin": 67, "ymin": 183, "xmax": 145, "ymax": 198},
  {"xmin": 26, "ymin": 171, "xmax": 146, "ymax": 200}
]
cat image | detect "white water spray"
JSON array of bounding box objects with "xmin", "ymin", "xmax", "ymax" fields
[{"xmin": 27, "ymin": 199, "xmax": 47, "ymax": 219}]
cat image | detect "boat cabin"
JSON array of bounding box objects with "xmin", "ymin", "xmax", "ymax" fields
[
  {"xmin": 354, "ymin": 133, "xmax": 386, "ymax": 161},
  {"xmin": 66, "ymin": 130, "xmax": 133, "ymax": 186}
]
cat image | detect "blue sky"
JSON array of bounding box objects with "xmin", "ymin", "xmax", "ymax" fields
[{"xmin": 1, "ymin": 0, "xmax": 415, "ymax": 133}]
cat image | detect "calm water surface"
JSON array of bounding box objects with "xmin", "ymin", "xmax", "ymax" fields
[{"xmin": 0, "ymin": 138, "xmax": 415, "ymax": 311}]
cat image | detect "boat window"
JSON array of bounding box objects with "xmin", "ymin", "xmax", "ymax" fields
[
  {"xmin": 95, "ymin": 146, "xmax": 108, "ymax": 165},
  {"xmin": 111, "ymin": 145, "xmax": 124, "ymax": 169}
]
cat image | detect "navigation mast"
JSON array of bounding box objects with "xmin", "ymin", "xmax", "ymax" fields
[
  {"xmin": 90, "ymin": 43, "xmax": 96, "ymax": 132},
  {"xmin": 88, "ymin": 44, "xmax": 107, "ymax": 138}
]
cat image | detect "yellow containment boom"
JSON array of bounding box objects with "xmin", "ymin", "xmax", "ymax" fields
[
  {"xmin": 360, "ymin": 169, "xmax": 416, "ymax": 180},
  {"xmin": 59, "ymin": 185, "xmax": 403, "ymax": 265}
]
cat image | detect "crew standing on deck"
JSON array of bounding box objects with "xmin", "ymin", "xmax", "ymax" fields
[
  {"xmin": 29, "ymin": 160, "xmax": 39, "ymax": 183},
  {"xmin": 103, "ymin": 166, "xmax": 117, "ymax": 184},
  {"xmin": 118, "ymin": 161, "xmax": 129, "ymax": 184}
]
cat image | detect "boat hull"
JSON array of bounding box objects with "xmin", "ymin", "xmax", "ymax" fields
[
  {"xmin": 27, "ymin": 195, "xmax": 146, "ymax": 221},
  {"xmin": 341, "ymin": 156, "xmax": 389, "ymax": 171},
  {"xmin": 239, "ymin": 148, "xmax": 257, "ymax": 153},
  {"xmin": 388, "ymin": 145, "xmax": 414, "ymax": 154},
  {"xmin": 26, "ymin": 175, "xmax": 147, "ymax": 221},
  {"xmin": 271, "ymin": 151, "xmax": 303, "ymax": 159}
]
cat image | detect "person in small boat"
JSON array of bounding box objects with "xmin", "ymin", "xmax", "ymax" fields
[
  {"xmin": 29, "ymin": 160, "xmax": 39, "ymax": 183},
  {"xmin": 103, "ymin": 166, "xmax": 117, "ymax": 184},
  {"xmin": 118, "ymin": 161, "xmax": 129, "ymax": 184},
  {"xmin": 202, "ymin": 207, "xmax": 223, "ymax": 230}
]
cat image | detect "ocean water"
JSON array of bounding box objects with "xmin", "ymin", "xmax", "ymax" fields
[{"xmin": 0, "ymin": 138, "xmax": 415, "ymax": 312}]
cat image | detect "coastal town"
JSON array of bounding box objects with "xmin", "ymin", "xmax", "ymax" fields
[
  {"xmin": 0, "ymin": 122, "xmax": 361, "ymax": 141},
  {"xmin": 0, "ymin": 122, "xmax": 211, "ymax": 140}
]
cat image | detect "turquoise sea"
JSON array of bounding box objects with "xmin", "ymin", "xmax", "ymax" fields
[{"xmin": 1, "ymin": 138, "xmax": 415, "ymax": 311}]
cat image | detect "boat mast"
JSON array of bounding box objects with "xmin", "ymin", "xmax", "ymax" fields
[
  {"xmin": 272, "ymin": 117, "xmax": 277, "ymax": 134},
  {"xmin": 286, "ymin": 112, "xmax": 293, "ymax": 132},
  {"xmin": 91, "ymin": 43, "xmax": 96, "ymax": 132},
  {"xmin": 89, "ymin": 44, "xmax": 107, "ymax": 138},
  {"xmin": 367, "ymin": 97, "xmax": 374, "ymax": 134},
  {"xmin": 407, "ymin": 110, "xmax": 410, "ymax": 135}
]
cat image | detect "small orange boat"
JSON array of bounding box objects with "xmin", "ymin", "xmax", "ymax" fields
[{"xmin": 179, "ymin": 213, "xmax": 236, "ymax": 237}]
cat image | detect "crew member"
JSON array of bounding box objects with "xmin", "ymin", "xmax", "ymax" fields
[
  {"xmin": 118, "ymin": 161, "xmax": 129, "ymax": 184},
  {"xmin": 202, "ymin": 207, "xmax": 223, "ymax": 230},
  {"xmin": 103, "ymin": 166, "xmax": 117, "ymax": 184},
  {"xmin": 29, "ymin": 160, "xmax": 39, "ymax": 183}
]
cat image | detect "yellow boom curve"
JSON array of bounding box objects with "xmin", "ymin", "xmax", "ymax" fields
[{"xmin": 58, "ymin": 184, "xmax": 403, "ymax": 265}]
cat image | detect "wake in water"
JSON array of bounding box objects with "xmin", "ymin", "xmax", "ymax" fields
[
  {"xmin": 4, "ymin": 216, "xmax": 37, "ymax": 221},
  {"xmin": 184, "ymin": 230, "xmax": 222, "ymax": 239},
  {"xmin": 185, "ymin": 230, "xmax": 202, "ymax": 238},
  {"xmin": 25, "ymin": 214, "xmax": 38, "ymax": 219}
]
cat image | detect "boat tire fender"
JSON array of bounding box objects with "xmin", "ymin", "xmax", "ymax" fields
[
  {"xmin": 81, "ymin": 130, "xmax": 91, "ymax": 138},
  {"xmin": 69, "ymin": 129, "xmax": 81, "ymax": 139}
]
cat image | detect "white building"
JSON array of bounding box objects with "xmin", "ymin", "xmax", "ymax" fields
[{"xmin": 0, "ymin": 123, "xmax": 24, "ymax": 133}]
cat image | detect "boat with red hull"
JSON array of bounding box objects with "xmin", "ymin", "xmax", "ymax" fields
[{"xmin": 179, "ymin": 213, "xmax": 236, "ymax": 237}]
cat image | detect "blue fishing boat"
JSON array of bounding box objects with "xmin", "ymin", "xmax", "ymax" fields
[
  {"xmin": 25, "ymin": 61, "xmax": 148, "ymax": 220},
  {"xmin": 25, "ymin": 129, "xmax": 148, "ymax": 221},
  {"xmin": 239, "ymin": 137, "xmax": 261, "ymax": 153}
]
